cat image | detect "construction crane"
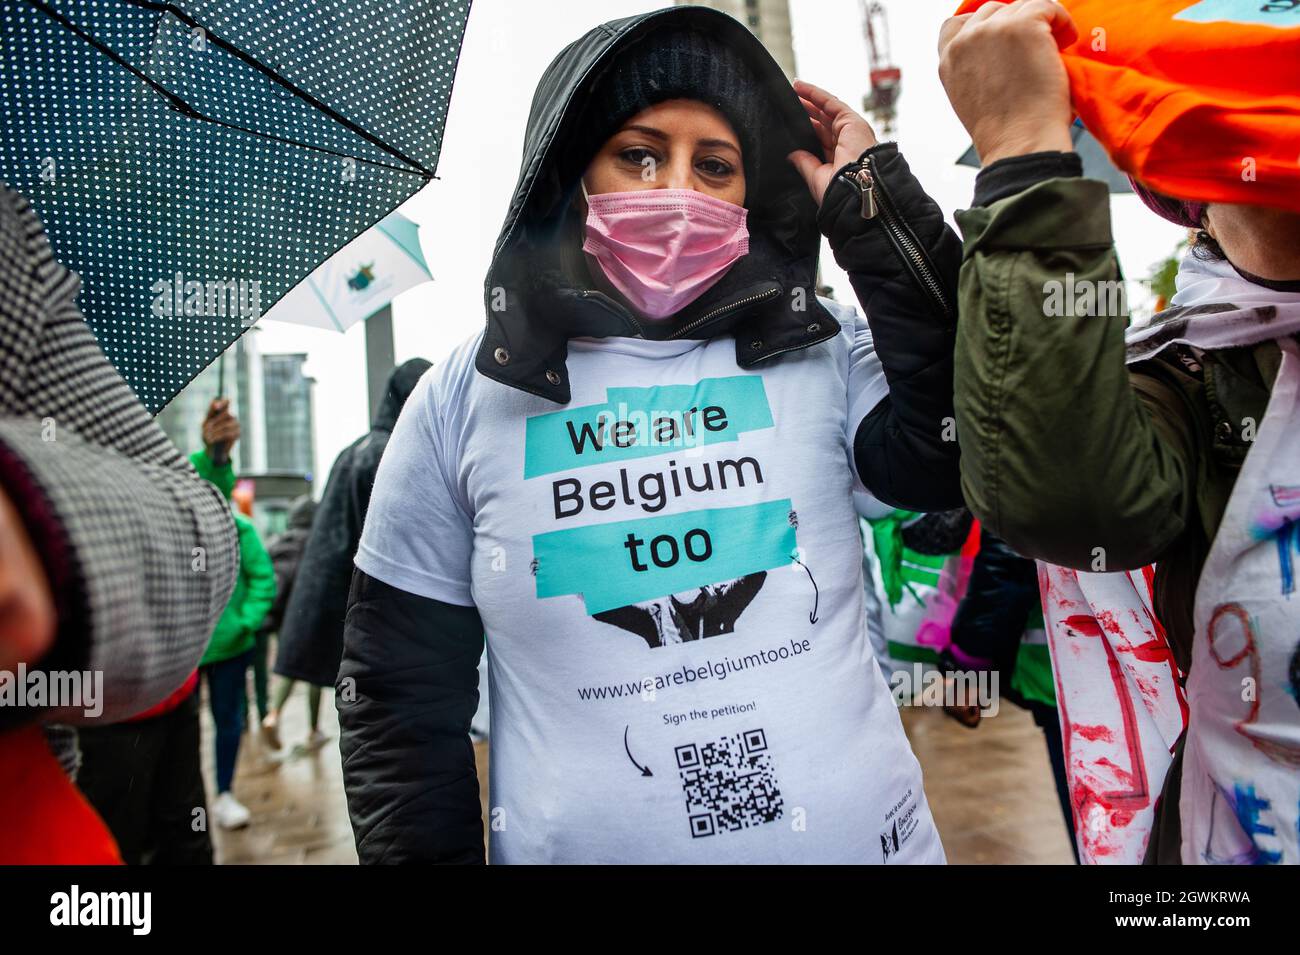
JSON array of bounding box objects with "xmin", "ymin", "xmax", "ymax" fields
[{"xmin": 860, "ymin": 0, "xmax": 901, "ymax": 137}]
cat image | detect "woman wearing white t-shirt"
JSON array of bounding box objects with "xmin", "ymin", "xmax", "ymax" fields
[{"xmin": 340, "ymin": 5, "xmax": 963, "ymax": 864}]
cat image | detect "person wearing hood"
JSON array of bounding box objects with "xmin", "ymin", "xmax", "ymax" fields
[
  {"xmin": 341, "ymin": 6, "xmax": 963, "ymax": 864},
  {"xmin": 266, "ymin": 358, "xmax": 432, "ymax": 752},
  {"xmin": 189, "ymin": 402, "xmax": 277, "ymax": 831},
  {"xmin": 939, "ymin": 1, "xmax": 1300, "ymax": 863}
]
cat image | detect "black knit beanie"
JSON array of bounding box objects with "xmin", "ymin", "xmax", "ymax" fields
[{"xmin": 570, "ymin": 25, "xmax": 767, "ymax": 189}]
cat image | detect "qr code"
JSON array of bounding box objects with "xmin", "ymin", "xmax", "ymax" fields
[{"xmin": 675, "ymin": 728, "xmax": 783, "ymax": 838}]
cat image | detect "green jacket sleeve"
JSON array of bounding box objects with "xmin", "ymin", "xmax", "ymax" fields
[
  {"xmin": 952, "ymin": 177, "xmax": 1196, "ymax": 571},
  {"xmin": 189, "ymin": 447, "xmax": 236, "ymax": 500},
  {"xmin": 234, "ymin": 515, "xmax": 277, "ymax": 636}
]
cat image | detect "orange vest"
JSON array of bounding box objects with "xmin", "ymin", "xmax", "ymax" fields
[{"xmin": 955, "ymin": 0, "xmax": 1300, "ymax": 213}]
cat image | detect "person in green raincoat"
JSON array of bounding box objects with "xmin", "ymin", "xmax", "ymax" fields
[{"xmin": 189, "ymin": 399, "xmax": 275, "ymax": 831}]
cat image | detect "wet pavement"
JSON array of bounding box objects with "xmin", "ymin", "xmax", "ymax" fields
[
  {"xmin": 202, "ymin": 683, "xmax": 1073, "ymax": 864},
  {"xmin": 201, "ymin": 683, "xmax": 355, "ymax": 865},
  {"xmin": 900, "ymin": 705, "xmax": 1076, "ymax": 864}
]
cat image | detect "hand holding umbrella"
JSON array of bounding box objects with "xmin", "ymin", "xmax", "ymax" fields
[{"xmin": 202, "ymin": 398, "xmax": 241, "ymax": 468}]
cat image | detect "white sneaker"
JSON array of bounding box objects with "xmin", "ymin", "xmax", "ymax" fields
[{"xmin": 212, "ymin": 792, "xmax": 251, "ymax": 830}]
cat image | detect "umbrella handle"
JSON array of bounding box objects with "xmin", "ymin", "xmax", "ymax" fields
[{"xmin": 210, "ymin": 353, "xmax": 230, "ymax": 466}]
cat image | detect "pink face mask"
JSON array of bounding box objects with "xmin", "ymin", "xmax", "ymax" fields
[{"xmin": 581, "ymin": 186, "xmax": 749, "ymax": 321}]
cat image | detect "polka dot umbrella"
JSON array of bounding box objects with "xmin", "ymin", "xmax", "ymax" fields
[{"xmin": 0, "ymin": 0, "xmax": 471, "ymax": 413}]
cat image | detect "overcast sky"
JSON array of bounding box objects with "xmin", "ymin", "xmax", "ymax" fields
[{"xmin": 253, "ymin": 0, "xmax": 1184, "ymax": 488}]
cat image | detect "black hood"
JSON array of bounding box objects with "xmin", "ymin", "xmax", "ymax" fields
[
  {"xmin": 373, "ymin": 357, "xmax": 433, "ymax": 431},
  {"xmin": 476, "ymin": 5, "xmax": 838, "ymax": 404},
  {"xmin": 286, "ymin": 494, "xmax": 317, "ymax": 530}
]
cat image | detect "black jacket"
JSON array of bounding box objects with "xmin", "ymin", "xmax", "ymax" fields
[
  {"xmin": 274, "ymin": 358, "xmax": 430, "ymax": 686},
  {"xmin": 338, "ymin": 5, "xmax": 961, "ymax": 864},
  {"xmin": 259, "ymin": 495, "xmax": 316, "ymax": 637}
]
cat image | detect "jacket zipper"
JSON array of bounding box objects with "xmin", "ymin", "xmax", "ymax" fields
[
  {"xmin": 840, "ymin": 154, "xmax": 954, "ymax": 322},
  {"xmin": 578, "ymin": 289, "xmax": 646, "ymax": 336},
  {"xmin": 666, "ymin": 285, "xmax": 781, "ymax": 341}
]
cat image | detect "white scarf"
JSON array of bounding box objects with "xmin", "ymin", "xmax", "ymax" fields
[{"xmin": 1125, "ymin": 251, "xmax": 1300, "ymax": 363}]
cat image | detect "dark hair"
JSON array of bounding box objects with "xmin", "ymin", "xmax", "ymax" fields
[{"xmin": 1192, "ymin": 229, "xmax": 1226, "ymax": 262}]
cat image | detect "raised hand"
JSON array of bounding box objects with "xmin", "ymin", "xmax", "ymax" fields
[
  {"xmin": 787, "ymin": 79, "xmax": 880, "ymax": 207},
  {"xmin": 938, "ymin": 0, "xmax": 1078, "ymax": 167},
  {"xmin": 202, "ymin": 398, "xmax": 241, "ymax": 460}
]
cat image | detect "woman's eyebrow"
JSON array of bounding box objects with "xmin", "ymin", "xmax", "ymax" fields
[
  {"xmin": 616, "ymin": 124, "xmax": 739, "ymax": 154},
  {"xmin": 696, "ymin": 138, "xmax": 740, "ymax": 153},
  {"xmin": 620, "ymin": 124, "xmax": 669, "ymax": 141}
]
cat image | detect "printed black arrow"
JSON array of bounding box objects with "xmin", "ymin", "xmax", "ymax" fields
[
  {"xmin": 624, "ymin": 725, "xmax": 653, "ymax": 777},
  {"xmin": 793, "ymin": 557, "xmax": 820, "ymax": 624}
]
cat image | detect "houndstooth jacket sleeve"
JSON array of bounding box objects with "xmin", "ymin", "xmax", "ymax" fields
[{"xmin": 0, "ymin": 185, "xmax": 238, "ymax": 727}]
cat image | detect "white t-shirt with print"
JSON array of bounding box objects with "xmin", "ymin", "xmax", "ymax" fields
[{"xmin": 356, "ymin": 297, "xmax": 945, "ymax": 864}]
